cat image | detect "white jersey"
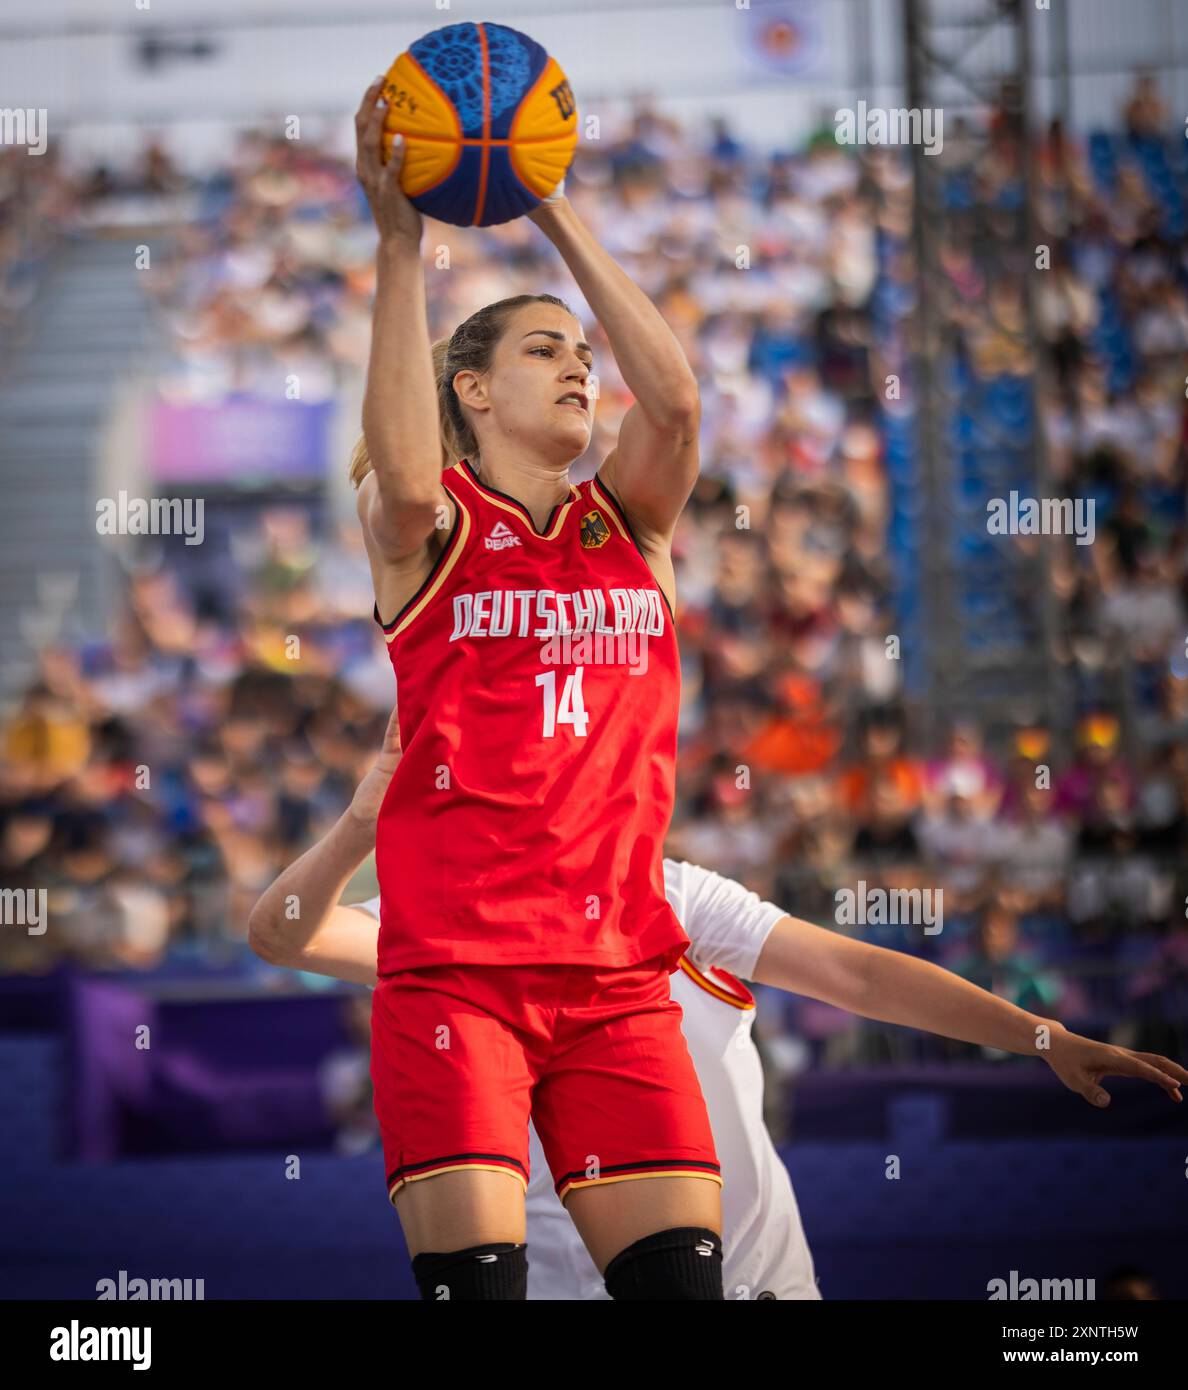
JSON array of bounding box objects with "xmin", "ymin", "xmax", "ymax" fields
[{"xmin": 354, "ymin": 859, "xmax": 820, "ymax": 1300}]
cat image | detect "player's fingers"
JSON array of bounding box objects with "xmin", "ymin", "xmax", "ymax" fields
[
  {"xmin": 354, "ymin": 76, "xmax": 386, "ymax": 132},
  {"xmin": 1132, "ymin": 1051, "xmax": 1188, "ymax": 1087},
  {"xmin": 1100, "ymin": 1050, "xmax": 1183, "ymax": 1099},
  {"xmin": 356, "ymin": 84, "xmax": 388, "ymax": 181},
  {"xmin": 382, "ymin": 706, "xmax": 401, "ymax": 752},
  {"xmin": 378, "ymin": 131, "xmax": 406, "ymax": 188},
  {"xmin": 1080, "ymin": 1080, "xmax": 1111, "ymax": 1108}
]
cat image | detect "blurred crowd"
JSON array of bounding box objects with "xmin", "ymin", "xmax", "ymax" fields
[
  {"xmin": 1, "ymin": 76, "xmax": 1186, "ymax": 1071},
  {"xmin": 0, "ymin": 146, "xmax": 84, "ymax": 329}
]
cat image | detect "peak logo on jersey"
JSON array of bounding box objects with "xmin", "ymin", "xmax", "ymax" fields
[
  {"xmin": 485, "ymin": 521, "xmax": 522, "ymax": 552},
  {"xmin": 580, "ymin": 510, "xmax": 610, "ymax": 550}
]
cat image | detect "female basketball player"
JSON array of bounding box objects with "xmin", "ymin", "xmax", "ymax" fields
[
  {"xmin": 248, "ymin": 709, "xmax": 1187, "ymax": 1299},
  {"xmin": 350, "ymin": 77, "xmax": 717, "ymax": 1299}
]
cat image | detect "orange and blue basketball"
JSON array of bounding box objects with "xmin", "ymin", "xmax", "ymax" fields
[{"xmin": 380, "ymin": 21, "xmax": 578, "ymax": 228}]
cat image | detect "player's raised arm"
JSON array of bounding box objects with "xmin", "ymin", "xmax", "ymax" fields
[
  {"xmin": 355, "ymin": 78, "xmax": 453, "ymax": 558},
  {"xmin": 528, "ymin": 192, "xmax": 700, "ymax": 556},
  {"xmin": 246, "ymin": 708, "xmax": 399, "ymax": 988}
]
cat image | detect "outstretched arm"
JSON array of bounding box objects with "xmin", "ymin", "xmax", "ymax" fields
[
  {"xmin": 753, "ymin": 914, "xmax": 1187, "ymax": 1106},
  {"xmin": 527, "ymin": 194, "xmax": 700, "ymax": 575}
]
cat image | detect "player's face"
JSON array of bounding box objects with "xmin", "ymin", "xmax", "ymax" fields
[{"xmin": 487, "ymin": 305, "xmax": 594, "ymax": 460}]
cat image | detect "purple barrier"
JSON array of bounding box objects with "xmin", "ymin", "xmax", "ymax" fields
[
  {"xmin": 58, "ymin": 983, "xmax": 1180, "ymax": 1160},
  {"xmin": 787, "ymin": 1064, "xmax": 1180, "ymax": 1141},
  {"xmin": 68, "ymin": 978, "xmax": 156, "ymax": 1161},
  {"xmin": 0, "ymin": 969, "xmax": 67, "ymax": 1033},
  {"xmin": 66, "ymin": 980, "xmax": 355, "ymax": 1159}
]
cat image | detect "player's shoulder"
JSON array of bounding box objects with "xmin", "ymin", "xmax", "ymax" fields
[
  {"xmin": 662, "ymin": 857, "xmax": 727, "ymax": 914},
  {"xmin": 663, "ymin": 856, "xmax": 782, "ymax": 929}
]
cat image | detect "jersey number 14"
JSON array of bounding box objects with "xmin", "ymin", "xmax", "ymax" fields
[{"xmin": 535, "ymin": 668, "xmax": 589, "ymax": 738}]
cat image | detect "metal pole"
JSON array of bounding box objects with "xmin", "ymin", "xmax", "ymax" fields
[
  {"xmin": 904, "ymin": 0, "xmax": 953, "ymax": 745},
  {"xmin": 1052, "ymin": 0, "xmax": 1072, "ymax": 129},
  {"xmin": 1017, "ymin": 0, "xmax": 1068, "ymax": 754}
]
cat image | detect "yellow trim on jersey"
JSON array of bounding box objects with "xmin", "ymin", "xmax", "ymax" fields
[
  {"xmin": 386, "ymin": 490, "xmax": 473, "ymax": 641},
  {"xmin": 542, "ymin": 488, "xmax": 580, "ymax": 539},
  {"xmin": 678, "ymin": 956, "xmax": 756, "ymax": 1012},
  {"xmin": 558, "ymin": 1168, "xmax": 723, "ymax": 1201},
  {"xmin": 388, "ymin": 1161, "xmax": 529, "ymax": 1204},
  {"xmin": 588, "ymin": 477, "xmax": 633, "ymax": 543},
  {"xmin": 453, "ymin": 460, "xmax": 580, "ymax": 540}
]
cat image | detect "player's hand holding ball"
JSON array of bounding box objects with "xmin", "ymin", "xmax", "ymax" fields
[
  {"xmin": 527, "ymin": 175, "xmax": 568, "ymax": 225},
  {"xmin": 355, "ymin": 76, "xmax": 423, "ymax": 246}
]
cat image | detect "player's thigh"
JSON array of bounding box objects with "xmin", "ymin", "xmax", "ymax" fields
[
  {"xmin": 534, "ymin": 958, "xmax": 722, "ymax": 1274},
  {"xmin": 393, "ymin": 1168, "xmax": 527, "ymax": 1258},
  {"xmin": 564, "ymin": 1175, "xmax": 722, "ymax": 1274},
  {"xmin": 371, "ymin": 965, "xmax": 541, "ymax": 1256}
]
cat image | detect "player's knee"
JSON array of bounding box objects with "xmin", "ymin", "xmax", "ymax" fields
[
  {"xmin": 603, "ymin": 1227, "xmax": 724, "ymax": 1301},
  {"xmin": 411, "ymin": 1242, "xmax": 528, "ymax": 1300}
]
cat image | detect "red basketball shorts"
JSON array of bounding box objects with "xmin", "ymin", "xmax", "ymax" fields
[{"xmin": 370, "ymin": 954, "xmax": 721, "ymax": 1204}]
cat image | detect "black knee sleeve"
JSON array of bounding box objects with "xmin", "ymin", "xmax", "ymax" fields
[
  {"xmin": 603, "ymin": 1227, "xmax": 724, "ymax": 1301},
  {"xmin": 411, "ymin": 1242, "xmax": 528, "ymax": 1300}
]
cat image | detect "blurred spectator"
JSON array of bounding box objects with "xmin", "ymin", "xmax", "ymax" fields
[
  {"xmin": 997, "ymin": 781, "xmax": 1074, "ymax": 914},
  {"xmin": 917, "ymin": 762, "xmax": 1007, "ymax": 907},
  {"xmin": 1054, "ymin": 714, "xmax": 1134, "ymax": 821},
  {"xmin": 950, "ymin": 901, "xmax": 1064, "ymax": 1036},
  {"xmin": 1123, "ymin": 73, "xmax": 1168, "ymax": 144}
]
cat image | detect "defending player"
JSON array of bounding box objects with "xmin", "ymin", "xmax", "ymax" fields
[
  {"xmin": 249, "ymin": 710, "xmax": 1188, "ymax": 1300},
  {"xmin": 351, "ymin": 77, "xmax": 718, "ymax": 1298}
]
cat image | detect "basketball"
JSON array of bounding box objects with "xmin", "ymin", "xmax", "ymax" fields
[{"xmin": 379, "ymin": 20, "xmax": 578, "ymax": 227}]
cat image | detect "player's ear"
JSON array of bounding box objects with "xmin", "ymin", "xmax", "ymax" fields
[{"xmin": 453, "ymin": 369, "xmax": 488, "ymax": 410}]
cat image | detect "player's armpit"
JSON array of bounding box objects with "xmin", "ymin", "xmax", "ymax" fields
[{"xmin": 598, "ymin": 393, "xmax": 700, "ymax": 545}]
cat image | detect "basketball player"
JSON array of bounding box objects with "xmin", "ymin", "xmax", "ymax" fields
[
  {"xmin": 248, "ymin": 708, "xmax": 1188, "ymax": 1300},
  {"xmin": 351, "ymin": 76, "xmax": 720, "ymax": 1298}
]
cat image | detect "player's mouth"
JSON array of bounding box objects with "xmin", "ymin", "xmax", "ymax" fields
[{"xmin": 555, "ymin": 391, "xmax": 588, "ymax": 412}]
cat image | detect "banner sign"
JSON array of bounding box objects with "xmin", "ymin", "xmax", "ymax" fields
[
  {"xmin": 740, "ymin": 0, "xmax": 827, "ymax": 79},
  {"xmin": 148, "ymin": 397, "xmax": 332, "ymax": 485}
]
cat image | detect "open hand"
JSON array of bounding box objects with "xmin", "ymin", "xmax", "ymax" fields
[{"xmin": 1045, "ymin": 1028, "xmax": 1186, "ymax": 1107}]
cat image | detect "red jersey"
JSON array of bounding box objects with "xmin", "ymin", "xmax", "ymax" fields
[{"xmin": 373, "ymin": 459, "xmax": 688, "ymax": 975}]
